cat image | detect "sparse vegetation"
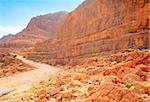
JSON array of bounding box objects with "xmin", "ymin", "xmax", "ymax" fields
[
  {"xmin": 125, "ymin": 80, "xmax": 135, "ymax": 88},
  {"xmin": 0, "ymin": 0, "xmax": 149, "ymax": 101},
  {"xmin": 48, "ymin": 76, "xmax": 53, "ymax": 81},
  {"xmin": 1, "ymin": 50, "xmax": 149, "ymax": 102}
]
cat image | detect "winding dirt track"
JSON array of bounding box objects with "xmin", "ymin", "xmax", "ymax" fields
[{"xmin": 0, "ymin": 55, "xmax": 60, "ymax": 97}]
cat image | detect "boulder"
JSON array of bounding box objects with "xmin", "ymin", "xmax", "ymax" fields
[{"xmin": 84, "ymin": 83, "xmax": 146, "ymax": 102}]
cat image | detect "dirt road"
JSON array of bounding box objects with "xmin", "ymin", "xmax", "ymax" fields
[{"xmin": 0, "ymin": 55, "xmax": 60, "ymax": 98}]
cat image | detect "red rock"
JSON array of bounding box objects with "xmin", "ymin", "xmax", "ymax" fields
[
  {"xmin": 90, "ymin": 74, "xmax": 103, "ymax": 82},
  {"xmin": 143, "ymin": 87, "xmax": 150, "ymax": 94},
  {"xmin": 142, "ymin": 82, "xmax": 150, "ymax": 94},
  {"xmin": 84, "ymin": 83, "xmax": 146, "ymax": 102},
  {"xmin": 129, "ymin": 82, "xmax": 144, "ymax": 94},
  {"xmin": 113, "ymin": 60, "xmax": 136, "ymax": 69},
  {"xmin": 103, "ymin": 63, "xmax": 148, "ymax": 82},
  {"xmin": 59, "ymin": 0, "xmax": 149, "ymax": 39},
  {"xmin": 27, "ymin": 0, "xmax": 149, "ymax": 66},
  {"xmin": 0, "ymin": 12, "xmax": 68, "ymax": 48},
  {"xmin": 134, "ymin": 82, "xmax": 143, "ymax": 90},
  {"xmin": 71, "ymin": 80, "xmax": 83, "ymax": 86},
  {"xmin": 51, "ymin": 89, "xmax": 60, "ymax": 95},
  {"xmin": 123, "ymin": 74, "xmax": 142, "ymax": 83},
  {"xmin": 100, "ymin": 76, "xmax": 121, "ymax": 86},
  {"xmin": 37, "ymin": 89, "xmax": 47, "ymax": 99},
  {"xmin": 74, "ymin": 73, "xmax": 88, "ymax": 81},
  {"xmin": 136, "ymin": 64, "xmax": 150, "ymax": 72},
  {"xmin": 60, "ymin": 89, "xmax": 73, "ymax": 98},
  {"xmin": 136, "ymin": 54, "xmax": 150, "ymax": 65},
  {"xmin": 87, "ymin": 84, "xmax": 95, "ymax": 93},
  {"xmin": 39, "ymin": 80, "xmax": 45, "ymax": 85},
  {"xmin": 0, "ymin": 52, "xmax": 34, "ymax": 78},
  {"xmin": 49, "ymin": 98, "xmax": 56, "ymax": 102}
]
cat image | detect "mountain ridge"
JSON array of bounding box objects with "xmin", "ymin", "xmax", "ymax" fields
[
  {"xmin": 0, "ymin": 11, "xmax": 68, "ymax": 48},
  {"xmin": 29, "ymin": 0, "xmax": 149, "ymax": 65}
]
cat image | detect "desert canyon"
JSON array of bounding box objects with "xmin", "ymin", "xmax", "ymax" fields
[{"xmin": 0, "ymin": 0, "xmax": 149, "ymax": 102}]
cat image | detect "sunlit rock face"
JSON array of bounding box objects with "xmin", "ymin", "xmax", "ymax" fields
[
  {"xmin": 29, "ymin": 0, "xmax": 150, "ymax": 65},
  {"xmin": 0, "ymin": 11, "xmax": 68, "ymax": 48},
  {"xmin": 58, "ymin": 0, "xmax": 149, "ymax": 39}
]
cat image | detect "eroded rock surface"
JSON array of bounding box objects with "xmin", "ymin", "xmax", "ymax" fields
[
  {"xmin": 29, "ymin": 0, "xmax": 150, "ymax": 65},
  {"xmin": 0, "ymin": 11, "xmax": 68, "ymax": 48}
]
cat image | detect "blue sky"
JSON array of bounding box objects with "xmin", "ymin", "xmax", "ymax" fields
[{"xmin": 0, "ymin": 0, "xmax": 84, "ymax": 38}]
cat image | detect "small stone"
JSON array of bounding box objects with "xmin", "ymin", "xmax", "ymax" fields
[
  {"xmin": 136, "ymin": 64, "xmax": 150, "ymax": 72},
  {"xmin": 60, "ymin": 89, "xmax": 73, "ymax": 98},
  {"xmin": 71, "ymin": 80, "xmax": 83, "ymax": 86}
]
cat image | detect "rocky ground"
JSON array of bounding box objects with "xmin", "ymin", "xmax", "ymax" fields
[
  {"xmin": 2, "ymin": 50, "xmax": 149, "ymax": 102},
  {"xmin": 0, "ymin": 52, "xmax": 34, "ymax": 78}
]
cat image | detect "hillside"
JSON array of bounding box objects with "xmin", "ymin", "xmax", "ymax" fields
[
  {"xmin": 0, "ymin": 11, "xmax": 68, "ymax": 48},
  {"xmin": 59, "ymin": 0, "xmax": 149, "ymax": 39},
  {"xmin": 0, "ymin": 0, "xmax": 150, "ymax": 102},
  {"xmin": 29, "ymin": 0, "xmax": 150, "ymax": 65},
  {"xmin": 0, "ymin": 34, "xmax": 15, "ymax": 42}
]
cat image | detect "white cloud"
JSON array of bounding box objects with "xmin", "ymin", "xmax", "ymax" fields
[{"xmin": 0, "ymin": 25, "xmax": 23, "ymax": 38}]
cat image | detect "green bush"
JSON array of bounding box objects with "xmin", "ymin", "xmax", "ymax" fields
[
  {"xmin": 125, "ymin": 80, "xmax": 135, "ymax": 88},
  {"xmin": 48, "ymin": 76, "xmax": 53, "ymax": 81}
]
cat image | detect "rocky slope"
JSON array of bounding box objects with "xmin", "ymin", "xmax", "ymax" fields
[
  {"xmin": 0, "ymin": 11, "xmax": 68, "ymax": 48},
  {"xmin": 3, "ymin": 50, "xmax": 150, "ymax": 102},
  {"xmin": 0, "ymin": 52, "xmax": 34, "ymax": 78},
  {"xmin": 28, "ymin": 0, "xmax": 149, "ymax": 65}
]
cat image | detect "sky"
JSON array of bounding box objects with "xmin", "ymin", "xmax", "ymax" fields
[{"xmin": 0, "ymin": 0, "xmax": 84, "ymax": 38}]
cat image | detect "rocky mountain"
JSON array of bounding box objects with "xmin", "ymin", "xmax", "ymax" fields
[
  {"xmin": 0, "ymin": 34, "xmax": 15, "ymax": 42},
  {"xmin": 29, "ymin": 0, "xmax": 149, "ymax": 65},
  {"xmin": 58, "ymin": 0, "xmax": 149, "ymax": 39},
  {"xmin": 0, "ymin": 11, "xmax": 68, "ymax": 48}
]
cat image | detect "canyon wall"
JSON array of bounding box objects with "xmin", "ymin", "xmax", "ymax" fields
[
  {"xmin": 58, "ymin": 0, "xmax": 149, "ymax": 39},
  {"xmin": 28, "ymin": 0, "xmax": 150, "ymax": 65}
]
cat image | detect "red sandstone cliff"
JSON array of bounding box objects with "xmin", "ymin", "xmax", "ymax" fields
[
  {"xmin": 0, "ymin": 11, "xmax": 68, "ymax": 48},
  {"xmin": 58, "ymin": 0, "xmax": 149, "ymax": 39},
  {"xmin": 30, "ymin": 0, "xmax": 149, "ymax": 65}
]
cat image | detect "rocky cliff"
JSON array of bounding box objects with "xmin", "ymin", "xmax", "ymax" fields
[
  {"xmin": 0, "ymin": 11, "xmax": 68, "ymax": 48},
  {"xmin": 28, "ymin": 0, "xmax": 150, "ymax": 65},
  {"xmin": 58, "ymin": 0, "xmax": 149, "ymax": 39}
]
